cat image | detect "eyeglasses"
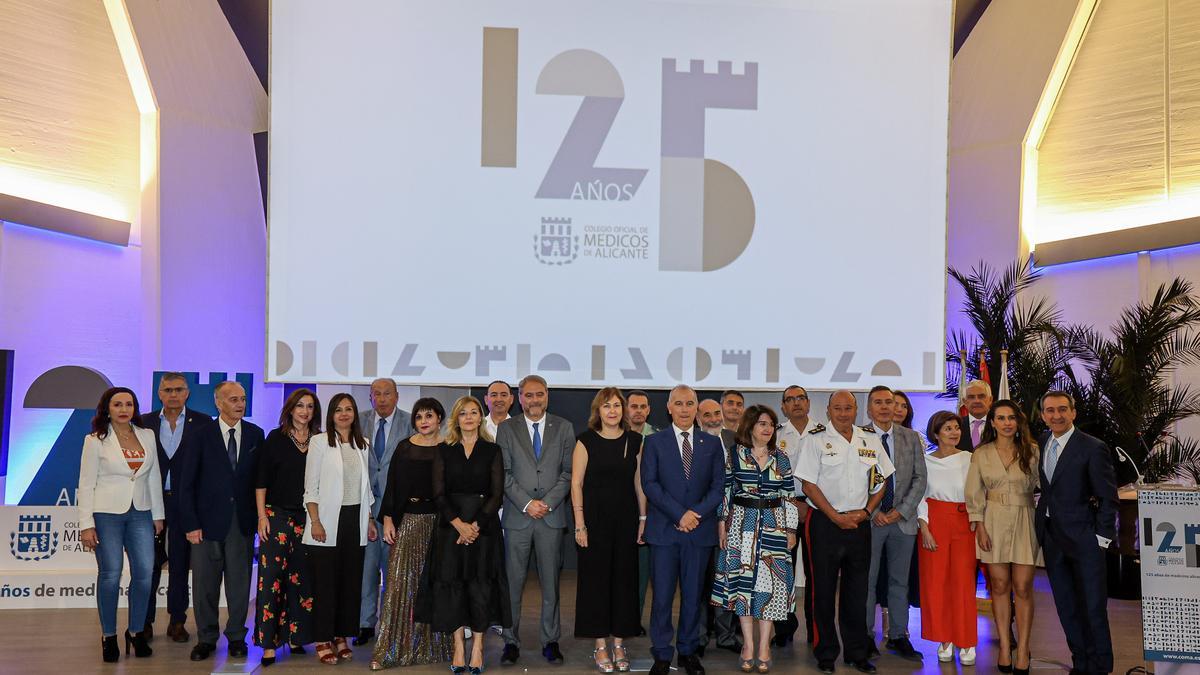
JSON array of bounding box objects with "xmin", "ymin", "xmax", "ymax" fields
[{"xmin": 783, "ymin": 395, "xmax": 809, "ymax": 404}]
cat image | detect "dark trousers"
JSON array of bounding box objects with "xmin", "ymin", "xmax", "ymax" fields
[
  {"xmin": 701, "ymin": 546, "xmax": 741, "ymax": 649},
  {"xmin": 637, "ymin": 543, "xmax": 651, "ymax": 623},
  {"xmin": 1042, "ymin": 529, "xmax": 1113, "ymax": 674},
  {"xmin": 773, "ymin": 543, "xmax": 802, "ymax": 643},
  {"xmin": 191, "ymin": 513, "xmax": 252, "ymax": 645},
  {"xmin": 649, "ymin": 542, "xmax": 711, "ymax": 662},
  {"xmin": 308, "ymin": 505, "xmax": 365, "ymax": 642},
  {"xmin": 807, "ymin": 510, "xmax": 871, "ymax": 664},
  {"xmin": 147, "ymin": 490, "xmax": 190, "ymax": 625}
]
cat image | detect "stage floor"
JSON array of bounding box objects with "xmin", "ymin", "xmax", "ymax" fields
[{"xmin": 2, "ymin": 570, "xmax": 1148, "ymax": 674}]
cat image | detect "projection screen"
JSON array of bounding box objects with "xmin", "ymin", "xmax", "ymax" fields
[{"xmin": 268, "ymin": 0, "xmax": 952, "ymax": 390}]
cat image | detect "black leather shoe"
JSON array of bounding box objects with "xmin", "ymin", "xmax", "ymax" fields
[
  {"xmin": 500, "ymin": 644, "xmax": 519, "ymax": 665},
  {"xmin": 678, "ymin": 653, "xmax": 706, "ymax": 675},
  {"xmin": 542, "ymin": 642, "xmax": 564, "ymax": 663},
  {"xmin": 817, "ymin": 660, "xmax": 836, "ymax": 674},
  {"xmin": 354, "ymin": 627, "xmax": 374, "ymax": 646},
  {"xmin": 228, "ymin": 641, "xmax": 248, "ymax": 658},
  {"xmin": 166, "ymin": 621, "xmax": 190, "ymax": 643},
  {"xmin": 650, "ymin": 660, "xmax": 671, "ymax": 675},
  {"xmin": 886, "ymin": 636, "xmax": 922, "ymax": 661},
  {"xmin": 102, "ymin": 635, "xmax": 119, "ymax": 663},
  {"xmin": 190, "ymin": 643, "xmax": 216, "ymax": 661},
  {"xmin": 695, "ymin": 644, "xmax": 706, "ymax": 658},
  {"xmin": 848, "ymin": 661, "xmax": 876, "ymax": 673}
]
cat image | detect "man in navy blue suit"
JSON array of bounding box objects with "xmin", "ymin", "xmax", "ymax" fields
[
  {"xmin": 176, "ymin": 381, "xmax": 263, "ymax": 661},
  {"xmin": 1035, "ymin": 390, "xmax": 1117, "ymax": 675},
  {"xmin": 641, "ymin": 385, "xmax": 725, "ymax": 675}
]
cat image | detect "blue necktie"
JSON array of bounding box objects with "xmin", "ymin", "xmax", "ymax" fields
[
  {"xmin": 532, "ymin": 422, "xmax": 542, "ymax": 459},
  {"xmin": 227, "ymin": 428, "xmax": 238, "ymax": 469},
  {"xmin": 1045, "ymin": 438, "xmax": 1060, "ymax": 483},
  {"xmin": 880, "ymin": 432, "xmax": 894, "ymax": 512},
  {"xmin": 374, "ymin": 418, "xmax": 387, "ymax": 462}
]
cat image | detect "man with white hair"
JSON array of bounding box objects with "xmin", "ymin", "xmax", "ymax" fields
[{"xmin": 960, "ymin": 379, "xmax": 993, "ymax": 450}]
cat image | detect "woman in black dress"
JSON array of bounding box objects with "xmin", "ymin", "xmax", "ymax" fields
[
  {"xmin": 254, "ymin": 388, "xmax": 319, "ymax": 666},
  {"xmin": 370, "ymin": 397, "xmax": 453, "ymax": 670},
  {"xmin": 570, "ymin": 387, "xmax": 645, "ymax": 673},
  {"xmin": 416, "ymin": 396, "xmax": 510, "ymax": 675}
]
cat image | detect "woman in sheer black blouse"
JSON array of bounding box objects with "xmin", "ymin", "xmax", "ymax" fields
[
  {"xmin": 370, "ymin": 398, "xmax": 453, "ymax": 670},
  {"xmin": 415, "ymin": 396, "xmax": 511, "ymax": 675}
]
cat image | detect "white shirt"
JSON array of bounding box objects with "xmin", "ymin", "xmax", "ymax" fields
[
  {"xmin": 967, "ymin": 414, "xmax": 987, "ymax": 443},
  {"xmin": 218, "ymin": 417, "xmax": 243, "ymax": 461},
  {"xmin": 672, "ymin": 424, "xmax": 696, "ymax": 461},
  {"xmin": 917, "ymin": 451, "xmax": 972, "ymax": 522},
  {"xmin": 372, "ymin": 409, "xmax": 396, "ymax": 443},
  {"xmin": 524, "ymin": 414, "xmax": 546, "ymax": 447},
  {"xmin": 1045, "ymin": 425, "xmax": 1075, "ymax": 483},
  {"xmin": 796, "ymin": 425, "xmax": 895, "ymax": 513},
  {"xmin": 486, "ymin": 413, "xmax": 510, "ymax": 440},
  {"xmin": 778, "ymin": 418, "xmax": 821, "ymax": 493}
]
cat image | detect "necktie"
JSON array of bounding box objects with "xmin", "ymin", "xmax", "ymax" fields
[
  {"xmin": 681, "ymin": 431, "xmax": 692, "ymax": 479},
  {"xmin": 1045, "ymin": 437, "xmax": 1060, "ymax": 483},
  {"xmin": 880, "ymin": 432, "xmax": 894, "ymax": 512},
  {"xmin": 971, "ymin": 419, "xmax": 984, "ymax": 447},
  {"xmin": 227, "ymin": 428, "xmax": 238, "ymax": 469},
  {"xmin": 374, "ymin": 418, "xmax": 387, "ymax": 462},
  {"xmin": 532, "ymin": 422, "xmax": 542, "ymax": 459}
]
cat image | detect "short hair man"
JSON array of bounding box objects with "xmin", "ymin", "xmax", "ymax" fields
[
  {"xmin": 140, "ymin": 373, "xmax": 214, "ymax": 643},
  {"xmin": 773, "ymin": 385, "xmax": 821, "ymax": 647},
  {"xmin": 177, "ymin": 381, "xmax": 264, "ymax": 661},
  {"xmin": 626, "ymin": 390, "xmax": 656, "ymax": 437},
  {"xmin": 795, "ymin": 391, "xmax": 894, "ymax": 673},
  {"xmin": 497, "ymin": 375, "xmax": 575, "ymax": 665},
  {"xmin": 485, "ymin": 379, "xmax": 514, "ymax": 439},
  {"xmin": 356, "ymin": 378, "xmax": 413, "ymax": 644},
  {"xmin": 961, "ymin": 380, "xmax": 993, "ymax": 450},
  {"xmin": 1035, "ymin": 390, "xmax": 1117, "ymax": 674},
  {"xmin": 863, "ymin": 386, "xmax": 926, "ymax": 661},
  {"xmin": 720, "ymin": 390, "xmax": 745, "ymax": 432}
]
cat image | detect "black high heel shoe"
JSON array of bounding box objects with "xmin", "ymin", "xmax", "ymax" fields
[
  {"xmin": 124, "ymin": 630, "xmax": 153, "ymax": 658},
  {"xmin": 102, "ymin": 635, "xmax": 119, "ymax": 663}
]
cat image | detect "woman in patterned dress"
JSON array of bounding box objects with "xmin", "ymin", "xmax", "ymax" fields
[{"xmin": 712, "ymin": 405, "xmax": 799, "ymax": 674}]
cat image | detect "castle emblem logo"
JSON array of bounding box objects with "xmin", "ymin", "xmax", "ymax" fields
[
  {"xmin": 534, "ymin": 217, "xmax": 579, "ymax": 266},
  {"xmin": 10, "ymin": 514, "xmax": 58, "ymax": 561}
]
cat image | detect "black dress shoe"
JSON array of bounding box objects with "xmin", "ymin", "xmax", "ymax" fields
[
  {"xmin": 695, "ymin": 644, "xmax": 706, "ymax": 658},
  {"xmin": 817, "ymin": 660, "xmax": 836, "ymax": 674},
  {"xmin": 650, "ymin": 659, "xmax": 672, "ymax": 675},
  {"xmin": 166, "ymin": 621, "xmax": 190, "ymax": 643},
  {"xmin": 190, "ymin": 643, "xmax": 216, "ymax": 661},
  {"xmin": 228, "ymin": 641, "xmax": 248, "ymax": 658},
  {"xmin": 354, "ymin": 627, "xmax": 374, "ymax": 646},
  {"xmin": 542, "ymin": 642, "xmax": 564, "ymax": 663},
  {"xmin": 847, "ymin": 661, "xmax": 876, "ymax": 674},
  {"xmin": 886, "ymin": 636, "xmax": 922, "ymax": 661},
  {"xmin": 500, "ymin": 643, "xmax": 519, "ymax": 665},
  {"xmin": 677, "ymin": 653, "xmax": 706, "ymax": 675}
]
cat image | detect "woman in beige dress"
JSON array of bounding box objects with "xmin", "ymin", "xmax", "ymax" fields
[{"xmin": 965, "ymin": 400, "xmax": 1039, "ymax": 675}]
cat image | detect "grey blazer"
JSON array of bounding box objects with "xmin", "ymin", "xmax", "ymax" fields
[
  {"xmin": 868, "ymin": 423, "xmax": 928, "ymax": 535},
  {"xmin": 497, "ymin": 413, "xmax": 574, "ymax": 530},
  {"xmin": 360, "ymin": 408, "xmax": 413, "ymax": 519}
]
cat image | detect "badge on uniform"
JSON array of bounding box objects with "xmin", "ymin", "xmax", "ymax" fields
[
  {"xmin": 869, "ymin": 465, "xmax": 885, "ymax": 491},
  {"xmin": 779, "ymin": 440, "xmax": 787, "ymax": 449},
  {"xmin": 857, "ymin": 447, "xmax": 876, "ymax": 459}
]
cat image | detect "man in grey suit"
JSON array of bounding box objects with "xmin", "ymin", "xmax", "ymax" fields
[
  {"xmin": 864, "ymin": 385, "xmax": 926, "ymax": 660},
  {"xmin": 355, "ymin": 378, "xmax": 413, "ymax": 645},
  {"xmin": 497, "ymin": 374, "xmax": 574, "ymax": 665}
]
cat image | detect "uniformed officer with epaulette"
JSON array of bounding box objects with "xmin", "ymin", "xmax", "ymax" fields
[
  {"xmin": 795, "ymin": 390, "xmax": 895, "ymax": 674},
  {"xmin": 773, "ymin": 385, "xmax": 823, "ymax": 647}
]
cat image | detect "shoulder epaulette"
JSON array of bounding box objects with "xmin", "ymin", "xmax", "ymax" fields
[
  {"xmin": 776, "ymin": 422, "xmax": 786, "ymax": 430},
  {"xmin": 808, "ymin": 423, "xmax": 826, "ymax": 435},
  {"xmin": 859, "ymin": 424, "xmax": 876, "ymax": 433}
]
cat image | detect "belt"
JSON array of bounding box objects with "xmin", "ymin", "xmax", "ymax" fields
[
  {"xmin": 987, "ymin": 492, "xmax": 1034, "ymax": 508},
  {"xmin": 732, "ymin": 495, "xmax": 782, "ymax": 509}
]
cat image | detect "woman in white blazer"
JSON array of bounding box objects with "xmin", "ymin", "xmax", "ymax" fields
[
  {"xmin": 304, "ymin": 392, "xmax": 377, "ymax": 665},
  {"xmin": 77, "ymin": 387, "xmax": 164, "ymax": 663}
]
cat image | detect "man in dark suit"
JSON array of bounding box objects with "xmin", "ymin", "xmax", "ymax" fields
[
  {"xmin": 958, "ymin": 379, "xmax": 992, "ymax": 451},
  {"xmin": 719, "ymin": 390, "xmax": 744, "ymax": 450},
  {"xmin": 641, "ymin": 385, "xmax": 724, "ymax": 675},
  {"xmin": 176, "ymin": 381, "xmax": 263, "ymax": 661},
  {"xmin": 139, "ymin": 372, "xmax": 213, "ymax": 643},
  {"xmin": 1035, "ymin": 390, "xmax": 1117, "ymax": 675},
  {"xmin": 497, "ymin": 374, "xmax": 575, "ymax": 666}
]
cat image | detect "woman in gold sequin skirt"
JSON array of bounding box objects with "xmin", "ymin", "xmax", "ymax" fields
[{"xmin": 370, "ymin": 398, "xmax": 454, "ymax": 670}]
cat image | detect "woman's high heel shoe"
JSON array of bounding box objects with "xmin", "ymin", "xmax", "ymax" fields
[
  {"xmin": 102, "ymin": 635, "xmax": 119, "ymax": 663},
  {"xmin": 124, "ymin": 630, "xmax": 153, "ymax": 658},
  {"xmin": 593, "ymin": 648, "xmax": 614, "ymax": 673},
  {"xmin": 756, "ymin": 659, "xmax": 772, "ymax": 673},
  {"xmin": 449, "ymin": 666, "xmax": 467, "ymax": 674},
  {"xmin": 612, "ymin": 644, "xmax": 630, "ymax": 673}
]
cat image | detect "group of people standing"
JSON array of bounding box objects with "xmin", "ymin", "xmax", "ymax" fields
[{"xmin": 77, "ymin": 373, "xmax": 1119, "ymax": 675}]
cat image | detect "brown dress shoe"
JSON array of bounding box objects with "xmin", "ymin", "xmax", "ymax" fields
[{"xmin": 167, "ymin": 621, "xmax": 190, "ymax": 643}]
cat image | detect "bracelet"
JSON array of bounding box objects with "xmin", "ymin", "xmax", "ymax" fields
[
  {"xmin": 638, "ymin": 516, "xmax": 647, "ymax": 521},
  {"xmin": 575, "ymin": 527, "xmax": 587, "ymax": 533}
]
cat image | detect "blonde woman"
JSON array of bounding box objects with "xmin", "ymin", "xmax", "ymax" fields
[
  {"xmin": 415, "ymin": 397, "xmax": 510, "ymax": 674},
  {"xmin": 571, "ymin": 387, "xmax": 646, "ymax": 672}
]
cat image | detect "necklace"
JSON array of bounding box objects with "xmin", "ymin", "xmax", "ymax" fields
[{"xmin": 288, "ymin": 428, "xmax": 310, "ymax": 451}]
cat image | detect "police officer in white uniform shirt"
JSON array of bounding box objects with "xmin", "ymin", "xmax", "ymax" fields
[
  {"xmin": 795, "ymin": 390, "xmax": 894, "ymax": 674},
  {"xmin": 773, "ymin": 385, "xmax": 822, "ymax": 646}
]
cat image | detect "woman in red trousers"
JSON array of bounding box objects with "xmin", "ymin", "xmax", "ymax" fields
[{"xmin": 917, "ymin": 411, "xmax": 977, "ymax": 665}]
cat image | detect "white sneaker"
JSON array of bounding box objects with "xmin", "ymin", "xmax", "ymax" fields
[
  {"xmin": 937, "ymin": 642, "xmax": 953, "ymax": 662},
  {"xmin": 959, "ymin": 646, "xmax": 976, "ymax": 665}
]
